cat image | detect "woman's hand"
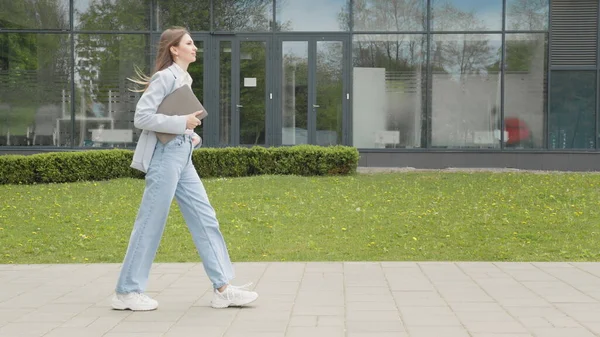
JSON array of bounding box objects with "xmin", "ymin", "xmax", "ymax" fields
[
  {"xmin": 191, "ymin": 133, "xmax": 202, "ymax": 148},
  {"xmin": 186, "ymin": 111, "xmax": 203, "ymax": 129}
]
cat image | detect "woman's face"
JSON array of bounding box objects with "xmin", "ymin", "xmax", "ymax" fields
[{"xmin": 171, "ymin": 34, "xmax": 197, "ymax": 64}]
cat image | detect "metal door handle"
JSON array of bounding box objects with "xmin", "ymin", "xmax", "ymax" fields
[
  {"xmin": 313, "ymin": 104, "xmax": 320, "ymax": 108},
  {"xmin": 236, "ymin": 104, "xmax": 243, "ymax": 108}
]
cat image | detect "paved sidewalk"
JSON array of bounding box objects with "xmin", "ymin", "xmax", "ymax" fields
[{"xmin": 1, "ymin": 262, "xmax": 600, "ymax": 337}]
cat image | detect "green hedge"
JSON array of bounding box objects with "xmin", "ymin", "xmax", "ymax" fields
[{"xmin": 0, "ymin": 145, "xmax": 359, "ymax": 185}]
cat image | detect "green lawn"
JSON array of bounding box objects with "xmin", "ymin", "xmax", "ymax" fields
[{"xmin": 1, "ymin": 172, "xmax": 600, "ymax": 264}]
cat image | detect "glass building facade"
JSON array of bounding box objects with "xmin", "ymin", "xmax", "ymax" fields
[{"xmin": 0, "ymin": 0, "xmax": 598, "ymax": 152}]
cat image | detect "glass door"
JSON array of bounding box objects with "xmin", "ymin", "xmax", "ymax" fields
[
  {"xmin": 213, "ymin": 36, "xmax": 271, "ymax": 146},
  {"xmin": 278, "ymin": 36, "xmax": 349, "ymax": 146}
]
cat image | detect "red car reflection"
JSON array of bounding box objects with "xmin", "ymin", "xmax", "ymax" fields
[{"xmin": 504, "ymin": 117, "xmax": 532, "ymax": 147}]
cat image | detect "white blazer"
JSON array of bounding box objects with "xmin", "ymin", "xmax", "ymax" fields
[{"xmin": 130, "ymin": 63, "xmax": 197, "ymax": 173}]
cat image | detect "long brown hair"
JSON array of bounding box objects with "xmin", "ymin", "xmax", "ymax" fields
[{"xmin": 129, "ymin": 26, "xmax": 189, "ymax": 92}]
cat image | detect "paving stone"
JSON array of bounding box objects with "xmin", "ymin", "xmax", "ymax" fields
[
  {"xmin": 392, "ymin": 291, "xmax": 448, "ymax": 307},
  {"xmin": 235, "ymin": 309, "xmax": 291, "ymax": 321},
  {"xmin": 346, "ymin": 301, "xmax": 397, "ymax": 311},
  {"xmin": 103, "ymin": 333, "xmax": 163, "ymax": 337},
  {"xmin": 470, "ymin": 334, "xmax": 533, "ymax": 337},
  {"xmin": 347, "ymin": 333, "xmax": 408, "ymax": 337},
  {"xmin": 406, "ymin": 326, "xmax": 470, "ymax": 337},
  {"xmin": 44, "ymin": 328, "xmax": 106, "ymax": 337},
  {"xmin": 0, "ymin": 262, "xmax": 599, "ymax": 336},
  {"xmin": 317, "ymin": 315, "xmax": 344, "ymax": 327},
  {"xmin": 304, "ymin": 262, "xmax": 343, "ymax": 273},
  {"xmin": 288, "ymin": 315, "xmax": 317, "ymax": 327},
  {"xmin": 60, "ymin": 315, "xmax": 99, "ymax": 328},
  {"xmin": 346, "ymin": 320, "xmax": 404, "ymax": 332},
  {"xmin": 227, "ymin": 318, "xmax": 288, "ymax": 332},
  {"xmin": 224, "ymin": 332, "xmax": 284, "ymax": 337},
  {"xmin": 0, "ymin": 308, "xmax": 32, "ymax": 325},
  {"xmin": 448, "ymin": 302, "xmax": 505, "ymax": 312},
  {"xmin": 164, "ymin": 326, "xmax": 226, "ymax": 337},
  {"xmin": 0, "ymin": 322, "xmax": 59, "ymax": 337},
  {"xmin": 401, "ymin": 306, "xmax": 462, "ymax": 327},
  {"xmin": 292, "ymin": 305, "xmax": 344, "ymax": 316},
  {"xmin": 285, "ymin": 326, "xmax": 344, "ymax": 337},
  {"xmin": 346, "ymin": 309, "xmax": 401, "ymax": 321},
  {"xmin": 108, "ymin": 321, "xmax": 174, "ymax": 334},
  {"xmin": 529, "ymin": 327, "xmax": 597, "ymax": 337},
  {"xmin": 460, "ymin": 321, "xmax": 529, "ymax": 334},
  {"xmin": 122, "ymin": 310, "xmax": 184, "ymax": 322},
  {"xmin": 454, "ymin": 310, "xmax": 517, "ymax": 323}
]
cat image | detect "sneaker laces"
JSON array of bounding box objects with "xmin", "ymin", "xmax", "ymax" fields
[
  {"xmin": 221, "ymin": 283, "xmax": 254, "ymax": 302},
  {"xmin": 132, "ymin": 292, "xmax": 153, "ymax": 303},
  {"xmin": 230, "ymin": 282, "xmax": 253, "ymax": 290}
]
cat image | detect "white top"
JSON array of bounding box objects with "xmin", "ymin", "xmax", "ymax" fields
[{"xmin": 171, "ymin": 62, "xmax": 193, "ymax": 88}]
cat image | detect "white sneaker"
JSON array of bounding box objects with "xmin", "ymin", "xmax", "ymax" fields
[
  {"xmin": 211, "ymin": 283, "xmax": 258, "ymax": 309},
  {"xmin": 111, "ymin": 292, "xmax": 158, "ymax": 311}
]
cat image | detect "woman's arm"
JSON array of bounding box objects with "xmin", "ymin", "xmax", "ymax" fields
[{"xmin": 133, "ymin": 71, "xmax": 187, "ymax": 134}]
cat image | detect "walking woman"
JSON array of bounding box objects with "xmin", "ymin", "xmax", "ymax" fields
[{"xmin": 112, "ymin": 26, "xmax": 258, "ymax": 311}]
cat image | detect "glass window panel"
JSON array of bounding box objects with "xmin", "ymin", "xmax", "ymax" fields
[
  {"xmin": 430, "ymin": 34, "xmax": 502, "ymax": 148},
  {"xmin": 239, "ymin": 41, "xmax": 267, "ymax": 145},
  {"xmin": 431, "ymin": 0, "xmax": 502, "ymax": 31},
  {"xmin": 74, "ymin": 0, "xmax": 151, "ymax": 31},
  {"xmin": 155, "ymin": 0, "xmax": 210, "ymax": 32},
  {"xmin": 277, "ymin": 0, "xmax": 349, "ymax": 31},
  {"xmin": 0, "ymin": 33, "xmax": 71, "ymax": 147},
  {"xmin": 214, "ymin": 0, "xmax": 272, "ymax": 32},
  {"xmin": 74, "ymin": 34, "xmax": 150, "ymax": 147},
  {"xmin": 0, "ymin": 0, "xmax": 70, "ymax": 29},
  {"xmin": 504, "ymin": 33, "xmax": 548, "ymax": 149},
  {"xmin": 316, "ymin": 41, "xmax": 344, "ymax": 145},
  {"xmin": 352, "ymin": 0, "xmax": 426, "ymax": 32},
  {"xmin": 219, "ymin": 41, "xmax": 232, "ymax": 145},
  {"xmin": 506, "ymin": 0, "xmax": 549, "ymax": 31},
  {"xmin": 549, "ymin": 71, "xmax": 597, "ymax": 149},
  {"xmin": 352, "ymin": 34, "xmax": 426, "ymax": 148},
  {"xmin": 282, "ymin": 41, "xmax": 309, "ymax": 145}
]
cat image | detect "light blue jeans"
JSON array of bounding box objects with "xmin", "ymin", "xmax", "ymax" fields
[{"xmin": 116, "ymin": 134, "xmax": 234, "ymax": 293}]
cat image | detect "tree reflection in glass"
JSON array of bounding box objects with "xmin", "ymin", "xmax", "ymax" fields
[
  {"xmin": 352, "ymin": 0, "xmax": 426, "ymax": 31},
  {"xmin": 506, "ymin": 0, "xmax": 549, "ymax": 31},
  {"xmin": 239, "ymin": 41, "xmax": 267, "ymax": 145},
  {"xmin": 155, "ymin": 0, "xmax": 210, "ymax": 31},
  {"xmin": 430, "ymin": 32, "xmax": 502, "ymax": 148},
  {"xmin": 316, "ymin": 41, "xmax": 344, "ymax": 146},
  {"xmin": 352, "ymin": 34, "xmax": 426, "ymax": 148},
  {"xmin": 74, "ymin": 0, "xmax": 150, "ymax": 31},
  {"xmin": 214, "ymin": 0, "xmax": 272, "ymax": 32},
  {"xmin": 282, "ymin": 42, "xmax": 308, "ymax": 145}
]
